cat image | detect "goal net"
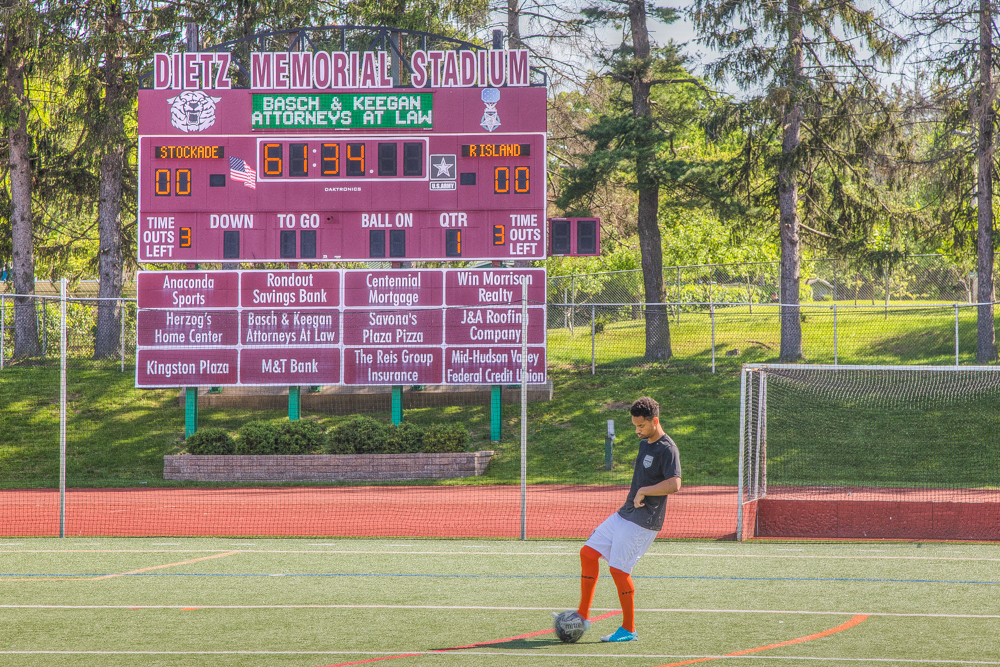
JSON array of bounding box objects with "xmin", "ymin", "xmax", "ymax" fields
[{"xmin": 738, "ymin": 365, "xmax": 1000, "ymax": 541}]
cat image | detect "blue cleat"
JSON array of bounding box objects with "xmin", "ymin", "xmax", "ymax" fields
[{"xmin": 600, "ymin": 626, "xmax": 638, "ymax": 642}]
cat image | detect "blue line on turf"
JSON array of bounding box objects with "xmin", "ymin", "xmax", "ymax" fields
[{"xmin": 4, "ymin": 573, "xmax": 1000, "ymax": 585}]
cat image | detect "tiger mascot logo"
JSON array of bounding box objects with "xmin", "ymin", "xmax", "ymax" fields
[{"xmin": 166, "ymin": 91, "xmax": 222, "ymax": 132}]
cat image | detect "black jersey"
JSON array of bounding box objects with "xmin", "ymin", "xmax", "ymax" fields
[{"xmin": 617, "ymin": 434, "xmax": 682, "ymax": 531}]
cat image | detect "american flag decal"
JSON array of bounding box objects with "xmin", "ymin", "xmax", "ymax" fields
[{"xmin": 229, "ymin": 156, "xmax": 257, "ymax": 189}]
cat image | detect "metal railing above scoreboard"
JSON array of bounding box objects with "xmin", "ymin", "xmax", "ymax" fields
[{"xmin": 139, "ymin": 25, "xmax": 548, "ymax": 89}]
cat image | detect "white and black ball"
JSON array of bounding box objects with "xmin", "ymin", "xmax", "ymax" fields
[{"xmin": 553, "ymin": 610, "xmax": 587, "ymax": 643}]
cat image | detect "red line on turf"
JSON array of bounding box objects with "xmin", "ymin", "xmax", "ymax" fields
[
  {"xmin": 318, "ymin": 654, "xmax": 424, "ymax": 666},
  {"xmin": 651, "ymin": 614, "xmax": 870, "ymax": 667},
  {"xmin": 317, "ymin": 610, "xmax": 622, "ymax": 667}
]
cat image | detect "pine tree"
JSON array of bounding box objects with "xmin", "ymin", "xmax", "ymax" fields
[
  {"xmin": 556, "ymin": 0, "xmax": 716, "ymax": 361},
  {"xmin": 692, "ymin": 0, "xmax": 901, "ymax": 360},
  {"xmin": 908, "ymin": 0, "xmax": 998, "ymax": 362}
]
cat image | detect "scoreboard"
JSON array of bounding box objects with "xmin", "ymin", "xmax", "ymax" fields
[{"xmin": 137, "ymin": 76, "xmax": 547, "ymax": 263}]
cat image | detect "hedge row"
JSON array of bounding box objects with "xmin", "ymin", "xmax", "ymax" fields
[{"xmin": 183, "ymin": 417, "xmax": 469, "ymax": 456}]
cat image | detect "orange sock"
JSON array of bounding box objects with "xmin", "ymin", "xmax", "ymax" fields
[
  {"xmin": 609, "ymin": 567, "xmax": 636, "ymax": 632},
  {"xmin": 577, "ymin": 546, "xmax": 601, "ymax": 619}
]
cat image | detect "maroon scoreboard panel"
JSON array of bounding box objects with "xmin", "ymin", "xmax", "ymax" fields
[
  {"xmin": 135, "ymin": 268, "xmax": 546, "ymax": 387},
  {"xmin": 137, "ymin": 86, "xmax": 547, "ymax": 263}
]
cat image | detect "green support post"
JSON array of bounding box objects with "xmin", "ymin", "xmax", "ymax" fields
[
  {"xmin": 289, "ymin": 386, "xmax": 300, "ymax": 420},
  {"xmin": 490, "ymin": 385, "xmax": 502, "ymax": 442},
  {"xmin": 391, "ymin": 385, "xmax": 403, "ymax": 424},
  {"xmin": 184, "ymin": 387, "xmax": 198, "ymax": 438}
]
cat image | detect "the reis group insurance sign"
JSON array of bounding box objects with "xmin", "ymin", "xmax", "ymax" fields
[{"xmin": 137, "ymin": 48, "xmax": 546, "ymax": 263}]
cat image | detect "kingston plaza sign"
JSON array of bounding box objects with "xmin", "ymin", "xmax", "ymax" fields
[{"xmin": 151, "ymin": 48, "xmax": 531, "ymax": 91}]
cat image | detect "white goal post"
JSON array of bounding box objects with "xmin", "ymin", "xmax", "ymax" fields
[{"xmin": 736, "ymin": 363, "xmax": 1000, "ymax": 541}]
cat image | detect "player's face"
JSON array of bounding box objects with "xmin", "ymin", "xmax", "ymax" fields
[{"xmin": 631, "ymin": 415, "xmax": 658, "ymax": 440}]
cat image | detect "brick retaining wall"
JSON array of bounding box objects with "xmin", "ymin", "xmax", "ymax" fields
[{"xmin": 163, "ymin": 451, "xmax": 495, "ymax": 482}]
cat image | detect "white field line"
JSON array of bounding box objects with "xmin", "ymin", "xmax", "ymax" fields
[
  {"xmin": 4, "ymin": 549, "xmax": 1000, "ymax": 563},
  {"xmin": 1, "ymin": 604, "xmax": 999, "ymax": 619},
  {"xmin": 0, "ymin": 651, "xmax": 996, "ymax": 664}
]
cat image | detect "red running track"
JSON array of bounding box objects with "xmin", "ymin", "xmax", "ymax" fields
[
  {"xmin": 5, "ymin": 484, "xmax": 995, "ymax": 540},
  {"xmin": 0, "ymin": 485, "xmax": 738, "ymax": 539}
]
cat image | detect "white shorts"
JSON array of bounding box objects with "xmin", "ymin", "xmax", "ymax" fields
[{"xmin": 584, "ymin": 512, "xmax": 657, "ymax": 574}]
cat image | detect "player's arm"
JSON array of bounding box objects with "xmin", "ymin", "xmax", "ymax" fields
[{"xmin": 633, "ymin": 477, "xmax": 681, "ymax": 508}]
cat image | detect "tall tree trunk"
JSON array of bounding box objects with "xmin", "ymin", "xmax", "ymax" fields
[
  {"xmin": 94, "ymin": 144, "xmax": 125, "ymax": 359},
  {"xmin": 778, "ymin": 0, "xmax": 804, "ymax": 362},
  {"xmin": 628, "ymin": 0, "xmax": 671, "ymax": 360},
  {"xmin": 7, "ymin": 47, "xmax": 40, "ymax": 359},
  {"xmin": 507, "ymin": 0, "xmax": 523, "ymax": 49},
  {"xmin": 94, "ymin": 5, "xmax": 126, "ymax": 359},
  {"xmin": 975, "ymin": 0, "xmax": 997, "ymax": 362}
]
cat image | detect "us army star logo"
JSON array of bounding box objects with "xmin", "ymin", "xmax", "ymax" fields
[{"xmin": 429, "ymin": 154, "xmax": 457, "ymax": 180}]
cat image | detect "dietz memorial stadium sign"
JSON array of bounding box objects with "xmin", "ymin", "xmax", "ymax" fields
[{"xmin": 138, "ymin": 48, "xmax": 547, "ymax": 263}]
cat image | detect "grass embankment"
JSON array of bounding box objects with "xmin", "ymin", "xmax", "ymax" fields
[
  {"xmin": 1, "ymin": 302, "xmax": 997, "ymax": 489},
  {"xmin": 0, "ymin": 363, "xmax": 739, "ymax": 489}
]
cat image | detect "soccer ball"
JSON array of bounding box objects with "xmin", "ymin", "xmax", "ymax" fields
[{"xmin": 553, "ymin": 610, "xmax": 587, "ymax": 643}]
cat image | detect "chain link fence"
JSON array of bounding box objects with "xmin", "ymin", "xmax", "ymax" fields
[
  {"xmin": 548, "ymin": 302, "xmax": 985, "ymax": 373},
  {"xmin": 0, "ymin": 256, "xmax": 994, "ymax": 372},
  {"xmin": 548, "ymin": 254, "xmax": 981, "ymax": 309},
  {"xmin": 0, "ymin": 262, "xmax": 996, "ymax": 539}
]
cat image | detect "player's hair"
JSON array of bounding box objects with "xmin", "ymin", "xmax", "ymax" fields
[{"xmin": 630, "ymin": 396, "xmax": 659, "ymax": 420}]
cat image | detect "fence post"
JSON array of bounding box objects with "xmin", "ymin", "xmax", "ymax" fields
[
  {"xmin": 1, "ymin": 294, "xmax": 5, "ymax": 370},
  {"xmin": 569, "ymin": 276, "xmax": 575, "ymax": 336},
  {"xmin": 520, "ymin": 279, "xmax": 528, "ymax": 541},
  {"xmin": 59, "ymin": 278, "xmax": 67, "ymax": 538},
  {"xmin": 676, "ymin": 267, "xmax": 681, "ymax": 323},
  {"xmin": 884, "ymin": 265, "xmax": 890, "ymax": 319},
  {"xmin": 710, "ymin": 301, "xmax": 716, "ymax": 374},
  {"xmin": 42, "ymin": 297, "xmax": 47, "ymax": 356},
  {"xmin": 590, "ymin": 306, "xmax": 597, "ymax": 375},
  {"xmin": 832, "ymin": 304, "xmax": 838, "ymax": 365},
  {"xmin": 955, "ymin": 303, "xmax": 960, "ymax": 366},
  {"xmin": 120, "ymin": 299, "xmax": 126, "ymax": 372}
]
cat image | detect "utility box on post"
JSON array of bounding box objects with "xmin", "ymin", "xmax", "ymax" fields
[{"xmin": 549, "ymin": 218, "xmax": 600, "ymax": 257}]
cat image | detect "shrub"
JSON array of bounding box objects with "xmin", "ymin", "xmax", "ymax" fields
[
  {"xmin": 327, "ymin": 415, "xmax": 388, "ymax": 454},
  {"xmin": 274, "ymin": 420, "xmax": 328, "ymax": 454},
  {"xmin": 422, "ymin": 423, "xmax": 469, "ymax": 453},
  {"xmin": 184, "ymin": 428, "xmax": 236, "ymax": 455},
  {"xmin": 387, "ymin": 422, "xmax": 425, "ymax": 453},
  {"xmin": 236, "ymin": 420, "xmax": 282, "ymax": 454}
]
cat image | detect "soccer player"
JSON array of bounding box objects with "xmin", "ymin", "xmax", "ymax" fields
[{"xmin": 574, "ymin": 396, "xmax": 681, "ymax": 642}]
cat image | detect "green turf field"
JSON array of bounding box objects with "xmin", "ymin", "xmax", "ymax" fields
[{"xmin": 1, "ymin": 537, "xmax": 998, "ymax": 666}]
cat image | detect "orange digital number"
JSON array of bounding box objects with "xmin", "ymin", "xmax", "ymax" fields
[
  {"xmin": 514, "ymin": 166, "xmax": 529, "ymax": 193},
  {"xmin": 493, "ymin": 225, "xmax": 505, "ymax": 245},
  {"xmin": 346, "ymin": 142, "xmax": 365, "ymax": 176},
  {"xmin": 264, "ymin": 143, "xmax": 282, "ymax": 176},
  {"xmin": 179, "ymin": 227, "xmax": 191, "ymax": 248},
  {"xmin": 494, "ymin": 166, "xmax": 510, "ymax": 194},
  {"xmin": 322, "ymin": 143, "xmax": 340, "ymax": 176},
  {"xmin": 155, "ymin": 169, "xmax": 171, "ymax": 196},
  {"xmin": 175, "ymin": 168, "xmax": 192, "ymax": 196}
]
